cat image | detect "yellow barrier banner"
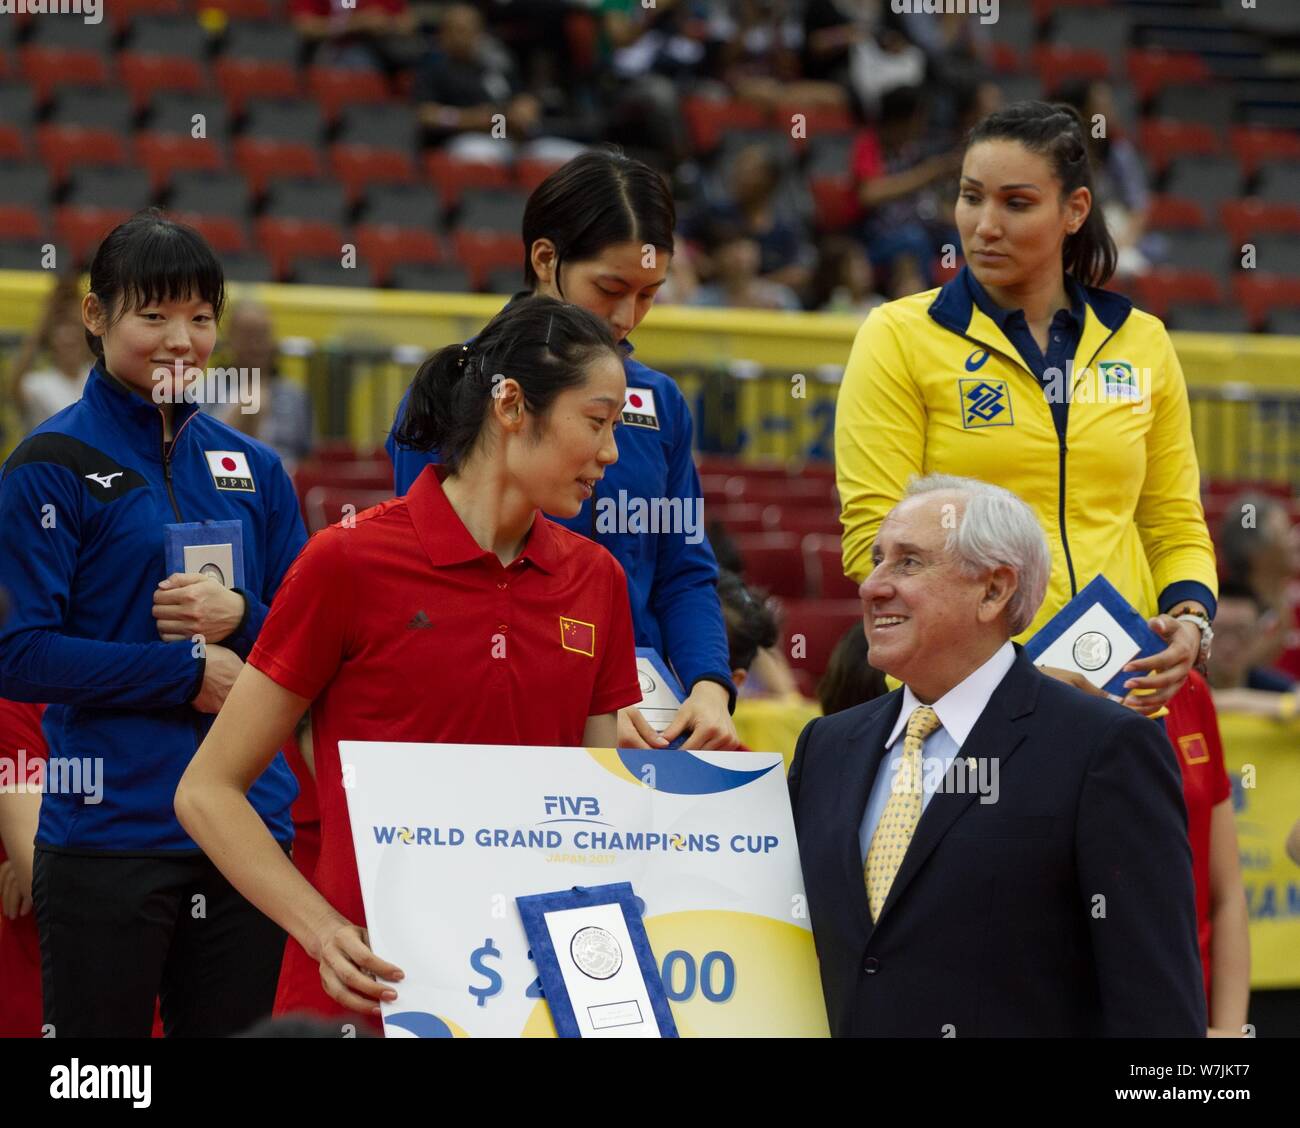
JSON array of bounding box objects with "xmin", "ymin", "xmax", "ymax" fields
[{"xmin": 1220, "ymin": 712, "xmax": 1300, "ymax": 989}]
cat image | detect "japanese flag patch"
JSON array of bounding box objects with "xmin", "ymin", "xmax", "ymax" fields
[
  {"xmin": 621, "ymin": 387, "xmax": 660, "ymax": 430},
  {"xmin": 205, "ymin": 450, "xmax": 256, "ymax": 492}
]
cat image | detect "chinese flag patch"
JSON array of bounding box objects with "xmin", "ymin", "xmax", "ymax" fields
[{"xmin": 560, "ymin": 617, "xmax": 595, "ymax": 657}]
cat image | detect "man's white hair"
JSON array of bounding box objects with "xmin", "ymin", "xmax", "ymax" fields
[{"xmin": 900, "ymin": 474, "xmax": 1051, "ymax": 635}]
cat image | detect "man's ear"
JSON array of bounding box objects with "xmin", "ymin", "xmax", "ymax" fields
[{"xmin": 978, "ymin": 564, "xmax": 1018, "ymax": 625}]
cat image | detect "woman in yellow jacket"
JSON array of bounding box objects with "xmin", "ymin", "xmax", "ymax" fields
[{"xmin": 836, "ymin": 101, "xmax": 1216, "ymax": 714}]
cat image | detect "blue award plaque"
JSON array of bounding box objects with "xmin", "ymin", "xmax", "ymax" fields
[
  {"xmin": 163, "ymin": 519, "xmax": 246, "ymax": 590},
  {"xmin": 516, "ymin": 882, "xmax": 677, "ymax": 1038},
  {"xmin": 1023, "ymin": 574, "xmax": 1166, "ymax": 696}
]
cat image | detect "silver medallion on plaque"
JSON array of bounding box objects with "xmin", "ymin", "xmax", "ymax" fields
[
  {"xmin": 570, "ymin": 925, "xmax": 623, "ymax": 980},
  {"xmin": 1072, "ymin": 630, "xmax": 1112, "ymax": 672}
]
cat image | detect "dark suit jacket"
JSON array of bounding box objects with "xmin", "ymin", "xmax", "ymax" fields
[{"xmin": 789, "ymin": 646, "xmax": 1207, "ymax": 1037}]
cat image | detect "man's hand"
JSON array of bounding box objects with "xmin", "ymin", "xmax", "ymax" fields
[
  {"xmin": 192, "ymin": 645, "xmax": 244, "ymax": 714},
  {"xmin": 154, "ymin": 573, "xmax": 245, "ymax": 643},
  {"xmin": 1119, "ymin": 616, "xmax": 1200, "ymax": 715},
  {"xmin": 617, "ymin": 705, "xmax": 668, "ymax": 750},
  {"xmin": 662, "ymin": 681, "xmax": 739, "ymax": 751}
]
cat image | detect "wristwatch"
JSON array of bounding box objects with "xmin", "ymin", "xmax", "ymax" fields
[{"xmin": 1174, "ymin": 610, "xmax": 1214, "ymax": 667}]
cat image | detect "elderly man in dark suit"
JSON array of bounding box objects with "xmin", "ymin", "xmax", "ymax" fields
[{"xmin": 791, "ymin": 473, "xmax": 1206, "ymax": 1037}]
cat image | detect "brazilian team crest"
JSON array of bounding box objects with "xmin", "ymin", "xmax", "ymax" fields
[
  {"xmin": 958, "ymin": 378, "xmax": 1014, "ymax": 429},
  {"xmin": 1099, "ymin": 360, "xmax": 1142, "ymax": 401}
]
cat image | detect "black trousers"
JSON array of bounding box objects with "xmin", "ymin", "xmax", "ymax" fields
[{"xmin": 33, "ymin": 846, "xmax": 288, "ymax": 1038}]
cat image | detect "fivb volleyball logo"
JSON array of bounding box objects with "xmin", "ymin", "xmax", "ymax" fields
[{"xmin": 0, "ymin": 0, "xmax": 103, "ymax": 24}]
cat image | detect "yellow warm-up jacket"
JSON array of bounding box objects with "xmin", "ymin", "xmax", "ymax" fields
[{"xmin": 835, "ymin": 267, "xmax": 1218, "ymax": 642}]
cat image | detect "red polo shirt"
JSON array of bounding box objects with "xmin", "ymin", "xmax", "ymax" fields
[
  {"xmin": 249, "ymin": 465, "xmax": 640, "ymax": 1024},
  {"xmin": 1165, "ymin": 670, "xmax": 1232, "ymax": 1005}
]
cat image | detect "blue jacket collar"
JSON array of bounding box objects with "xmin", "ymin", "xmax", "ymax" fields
[
  {"xmin": 85, "ymin": 362, "xmax": 203, "ymax": 458},
  {"xmin": 928, "ymin": 265, "xmax": 1132, "ymax": 340}
]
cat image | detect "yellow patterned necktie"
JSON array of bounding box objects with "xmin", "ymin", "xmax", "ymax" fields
[{"xmin": 864, "ymin": 704, "xmax": 942, "ymax": 922}]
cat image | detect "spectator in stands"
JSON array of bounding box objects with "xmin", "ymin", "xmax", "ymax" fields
[
  {"xmin": 718, "ymin": 568, "xmax": 779, "ymax": 693},
  {"xmin": 836, "ymin": 102, "xmax": 1218, "ymax": 716},
  {"xmin": 1206, "ymin": 580, "xmax": 1296, "ymax": 694},
  {"xmin": 809, "ymin": 236, "xmax": 886, "ymax": 315},
  {"xmin": 851, "ymin": 85, "xmax": 964, "ymax": 290},
  {"xmin": 1164, "ymin": 672, "xmax": 1251, "ymax": 1037},
  {"xmin": 290, "ymin": 0, "xmax": 419, "ymax": 75},
  {"xmin": 686, "ymin": 144, "xmax": 817, "ymax": 294},
  {"xmin": 213, "ymin": 301, "xmax": 314, "ymax": 474},
  {"xmin": 817, "ymin": 622, "xmax": 887, "ymax": 715},
  {"xmin": 1058, "ymin": 80, "xmax": 1156, "ymax": 278},
  {"xmin": 803, "ymin": 0, "xmax": 922, "ymax": 116},
  {"xmin": 388, "ymin": 148, "xmax": 739, "ymax": 753},
  {"xmin": 688, "ymin": 223, "xmax": 802, "ymax": 311},
  {"xmin": 9, "ymin": 275, "xmax": 93, "ymax": 434},
  {"xmin": 599, "ymin": 0, "xmax": 709, "ymax": 172},
  {"xmin": 414, "ymin": 3, "xmax": 544, "ymax": 150},
  {"xmin": 1219, "ymin": 492, "xmax": 1300, "ymax": 676},
  {"xmin": 0, "ymin": 212, "xmax": 306, "ymax": 1037},
  {"xmin": 706, "ymin": 0, "xmax": 847, "ymax": 113}
]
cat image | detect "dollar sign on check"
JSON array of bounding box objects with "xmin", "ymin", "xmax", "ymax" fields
[{"xmin": 468, "ymin": 938, "xmax": 503, "ymax": 1006}]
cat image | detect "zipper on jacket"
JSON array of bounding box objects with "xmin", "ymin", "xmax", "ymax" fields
[
  {"xmin": 1057, "ymin": 434, "xmax": 1078, "ymax": 597},
  {"xmin": 159, "ymin": 406, "xmax": 200, "ymax": 523}
]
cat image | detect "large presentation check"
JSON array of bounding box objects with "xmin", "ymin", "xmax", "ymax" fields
[{"xmin": 340, "ymin": 742, "xmax": 829, "ymax": 1037}]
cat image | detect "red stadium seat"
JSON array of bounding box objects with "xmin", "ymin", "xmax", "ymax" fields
[
  {"xmin": 777, "ymin": 598, "xmax": 863, "ymax": 683},
  {"xmin": 37, "ymin": 125, "xmax": 128, "ymax": 186},
  {"xmin": 514, "ymin": 156, "xmax": 569, "ymax": 193},
  {"xmin": 1231, "ymin": 126, "xmax": 1300, "ymax": 179},
  {"xmin": 1033, "ymin": 45, "xmax": 1112, "ymax": 93},
  {"xmin": 331, "ymin": 144, "xmax": 417, "ymax": 204},
  {"xmin": 233, "ymin": 137, "xmax": 322, "ymax": 194},
  {"xmin": 54, "ymin": 205, "xmax": 134, "ymax": 263},
  {"xmin": 1220, "ymin": 199, "xmax": 1300, "ymax": 246},
  {"xmin": 1232, "ymin": 274, "xmax": 1300, "ymax": 331},
  {"xmin": 0, "ymin": 203, "xmax": 43, "ymax": 240},
  {"xmin": 802, "ymin": 533, "xmax": 860, "ymax": 600},
  {"xmin": 450, "ymin": 230, "xmax": 520, "ymax": 291},
  {"xmin": 699, "ymin": 474, "xmax": 731, "ymax": 509},
  {"xmin": 782, "ymin": 102, "xmax": 854, "ymax": 154},
  {"xmin": 1138, "ymin": 120, "xmax": 1222, "ymax": 175},
  {"xmin": 119, "ymin": 53, "xmax": 206, "ymax": 112},
  {"xmin": 809, "ymin": 175, "xmax": 860, "ymax": 233},
  {"xmin": 1130, "ymin": 269, "xmax": 1223, "ymax": 321},
  {"xmin": 309, "ymin": 67, "xmax": 391, "ymax": 123},
  {"xmin": 203, "ymin": 0, "xmax": 276, "ymax": 18},
  {"xmin": 302, "ymin": 486, "xmax": 393, "ymax": 534},
  {"xmin": 710, "ymin": 503, "xmax": 778, "ymax": 535},
  {"xmin": 698, "ymin": 458, "xmax": 789, "ymax": 480},
  {"xmin": 353, "ymin": 223, "xmax": 444, "ymax": 287},
  {"xmin": 1146, "ymin": 195, "xmax": 1207, "ymax": 231},
  {"xmin": 425, "ymin": 150, "xmax": 513, "ymax": 209},
  {"xmin": 136, "ymin": 132, "xmax": 225, "ymax": 193},
  {"xmin": 732, "ymin": 532, "xmax": 805, "ymax": 598},
  {"xmin": 310, "ymin": 440, "xmax": 392, "ymax": 463},
  {"xmin": 723, "ymin": 476, "xmax": 835, "ymax": 507},
  {"xmin": 21, "ymin": 47, "xmax": 111, "ymax": 104},
  {"xmin": 214, "ymin": 58, "xmax": 300, "ymax": 116},
  {"xmin": 767, "ymin": 506, "xmax": 842, "ymax": 539},
  {"xmin": 168, "ymin": 212, "xmax": 249, "ymax": 253},
  {"xmin": 294, "ymin": 460, "xmax": 394, "ymax": 509},
  {"xmin": 255, "ymin": 216, "xmax": 345, "ymax": 281},
  {"xmin": 107, "ymin": 0, "xmax": 184, "ymax": 31},
  {"xmin": 681, "ymin": 95, "xmax": 768, "ymax": 154},
  {"xmin": 1126, "ymin": 50, "xmax": 1210, "ymax": 101},
  {"xmin": 0, "ymin": 124, "xmax": 27, "ymax": 160}
]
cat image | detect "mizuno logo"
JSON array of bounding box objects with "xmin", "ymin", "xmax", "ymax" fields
[
  {"xmin": 965, "ymin": 349, "xmax": 991, "ymax": 371},
  {"xmin": 84, "ymin": 471, "xmax": 124, "ymax": 488},
  {"xmin": 407, "ymin": 610, "xmax": 432, "ymax": 630}
]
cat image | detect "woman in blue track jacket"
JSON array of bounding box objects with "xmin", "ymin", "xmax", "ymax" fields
[
  {"xmin": 389, "ymin": 148, "xmax": 738, "ymax": 751},
  {"xmin": 0, "ymin": 211, "xmax": 307, "ymax": 1036}
]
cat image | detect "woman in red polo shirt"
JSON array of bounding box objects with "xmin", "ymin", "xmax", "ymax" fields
[{"xmin": 176, "ymin": 296, "xmax": 642, "ymax": 1023}]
